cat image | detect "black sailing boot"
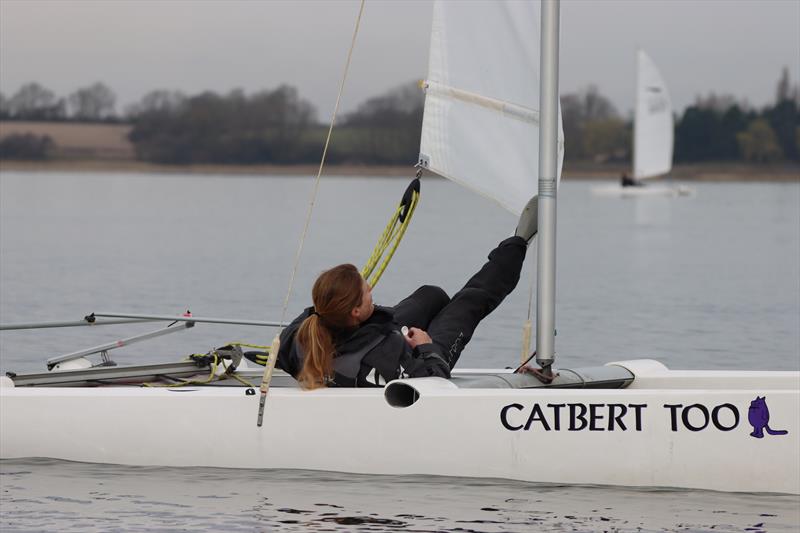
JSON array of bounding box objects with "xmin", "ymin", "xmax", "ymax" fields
[{"xmin": 514, "ymin": 195, "xmax": 539, "ymax": 244}]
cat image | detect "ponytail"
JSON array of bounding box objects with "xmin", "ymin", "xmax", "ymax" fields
[
  {"xmin": 296, "ymin": 264, "xmax": 364, "ymax": 389},
  {"xmin": 296, "ymin": 314, "xmax": 334, "ymax": 389}
]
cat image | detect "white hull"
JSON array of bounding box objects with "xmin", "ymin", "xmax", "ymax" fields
[
  {"xmin": 2, "ymin": 360, "xmax": 798, "ymax": 494},
  {"xmin": 591, "ymin": 183, "xmax": 693, "ymax": 198}
]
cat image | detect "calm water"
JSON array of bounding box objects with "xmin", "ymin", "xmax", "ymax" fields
[{"xmin": 1, "ymin": 171, "xmax": 799, "ymax": 531}]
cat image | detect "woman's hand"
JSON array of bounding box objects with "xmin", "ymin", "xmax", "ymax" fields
[{"xmin": 403, "ymin": 327, "xmax": 432, "ymax": 349}]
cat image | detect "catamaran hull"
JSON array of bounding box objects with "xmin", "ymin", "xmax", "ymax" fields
[
  {"xmin": 1, "ymin": 362, "xmax": 798, "ymax": 494},
  {"xmin": 591, "ymin": 184, "xmax": 693, "ymax": 198}
]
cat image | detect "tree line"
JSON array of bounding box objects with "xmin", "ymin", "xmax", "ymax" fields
[{"xmin": 1, "ymin": 69, "xmax": 798, "ymax": 165}]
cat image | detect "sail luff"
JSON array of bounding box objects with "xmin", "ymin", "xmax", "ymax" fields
[{"xmin": 633, "ymin": 49, "xmax": 674, "ymax": 180}]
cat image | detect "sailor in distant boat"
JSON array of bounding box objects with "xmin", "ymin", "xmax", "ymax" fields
[
  {"xmin": 276, "ymin": 198, "xmax": 540, "ymax": 389},
  {"xmin": 620, "ymin": 172, "xmax": 643, "ymax": 187}
]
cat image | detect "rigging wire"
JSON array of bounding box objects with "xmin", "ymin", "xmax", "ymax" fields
[{"xmin": 279, "ymin": 0, "xmax": 367, "ymax": 325}]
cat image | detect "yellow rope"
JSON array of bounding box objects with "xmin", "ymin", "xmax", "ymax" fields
[
  {"xmin": 361, "ymin": 204, "xmax": 403, "ymax": 279},
  {"xmin": 142, "ymin": 354, "xmax": 221, "ymax": 388},
  {"xmin": 361, "ymin": 189, "xmax": 420, "ymax": 287},
  {"xmin": 142, "ymin": 342, "xmax": 267, "ymax": 388},
  {"xmin": 221, "ymin": 358, "xmax": 258, "ymax": 388}
]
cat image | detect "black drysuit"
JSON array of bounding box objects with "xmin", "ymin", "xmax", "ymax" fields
[{"xmin": 276, "ymin": 236, "xmax": 527, "ymax": 387}]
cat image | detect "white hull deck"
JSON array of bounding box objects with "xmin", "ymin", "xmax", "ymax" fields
[
  {"xmin": 2, "ymin": 360, "xmax": 798, "ymax": 494},
  {"xmin": 591, "ymin": 184, "xmax": 693, "ymax": 198}
]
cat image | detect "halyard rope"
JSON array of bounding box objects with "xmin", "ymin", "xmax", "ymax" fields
[
  {"xmin": 280, "ymin": 0, "xmax": 366, "ymax": 325},
  {"xmin": 360, "ymin": 183, "xmax": 420, "ymax": 288},
  {"xmin": 255, "ymin": 0, "xmax": 366, "ymax": 426}
]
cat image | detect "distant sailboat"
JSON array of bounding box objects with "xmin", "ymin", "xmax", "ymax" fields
[{"xmin": 593, "ymin": 50, "xmax": 691, "ymax": 197}]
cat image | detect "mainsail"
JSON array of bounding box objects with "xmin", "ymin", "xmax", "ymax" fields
[
  {"xmin": 419, "ymin": 1, "xmax": 564, "ymax": 216},
  {"xmin": 633, "ymin": 50, "xmax": 673, "ymax": 180}
]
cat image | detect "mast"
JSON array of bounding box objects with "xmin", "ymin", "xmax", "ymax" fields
[
  {"xmin": 632, "ymin": 48, "xmax": 640, "ymax": 180},
  {"xmin": 535, "ymin": 0, "xmax": 560, "ymax": 372}
]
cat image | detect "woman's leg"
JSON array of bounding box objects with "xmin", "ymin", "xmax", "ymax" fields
[
  {"xmin": 426, "ymin": 236, "xmax": 527, "ymax": 368},
  {"xmin": 392, "ymin": 285, "xmax": 450, "ymax": 329}
]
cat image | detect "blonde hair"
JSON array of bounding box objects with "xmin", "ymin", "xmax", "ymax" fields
[{"xmin": 296, "ymin": 264, "xmax": 364, "ymax": 389}]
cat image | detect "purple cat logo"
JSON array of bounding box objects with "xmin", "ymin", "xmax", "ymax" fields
[{"xmin": 748, "ymin": 396, "xmax": 788, "ymax": 439}]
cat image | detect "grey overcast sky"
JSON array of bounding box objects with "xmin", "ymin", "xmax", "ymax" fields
[{"xmin": 1, "ymin": 0, "xmax": 798, "ymax": 119}]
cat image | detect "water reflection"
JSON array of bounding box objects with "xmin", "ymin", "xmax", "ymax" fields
[{"xmin": 2, "ymin": 459, "xmax": 798, "ymax": 532}]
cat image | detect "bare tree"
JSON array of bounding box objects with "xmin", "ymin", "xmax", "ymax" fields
[
  {"xmin": 560, "ymin": 86, "xmax": 620, "ymax": 160},
  {"xmin": 68, "ymin": 82, "xmax": 116, "ymax": 120},
  {"xmin": 775, "ymin": 66, "xmax": 791, "ymax": 104},
  {"xmin": 345, "ymin": 82, "xmax": 423, "ymax": 125},
  {"xmin": 694, "ymin": 92, "xmax": 747, "ymax": 113},
  {"xmin": 582, "ymin": 85, "xmax": 618, "ymax": 121},
  {"xmin": 582, "ymin": 118, "xmax": 629, "ymax": 162},
  {"xmin": 125, "ymin": 90, "xmax": 186, "ymax": 118},
  {"xmin": 8, "ymin": 82, "xmax": 65, "ymax": 119}
]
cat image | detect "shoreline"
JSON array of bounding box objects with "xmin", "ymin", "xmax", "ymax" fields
[{"xmin": 1, "ymin": 159, "xmax": 798, "ymax": 181}]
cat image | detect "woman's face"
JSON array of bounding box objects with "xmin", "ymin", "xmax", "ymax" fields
[{"xmin": 353, "ymin": 278, "xmax": 374, "ymax": 323}]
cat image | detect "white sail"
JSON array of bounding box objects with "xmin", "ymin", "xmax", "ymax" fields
[
  {"xmin": 419, "ymin": 0, "xmax": 564, "ymax": 216},
  {"xmin": 633, "ymin": 50, "xmax": 673, "ymax": 180}
]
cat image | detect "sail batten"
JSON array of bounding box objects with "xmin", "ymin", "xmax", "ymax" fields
[
  {"xmin": 633, "ymin": 50, "xmax": 673, "ymax": 180},
  {"xmin": 423, "ymin": 81, "xmax": 542, "ymax": 125},
  {"xmin": 419, "ymin": 1, "xmax": 563, "ymax": 216}
]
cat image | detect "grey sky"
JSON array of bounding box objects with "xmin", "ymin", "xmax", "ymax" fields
[{"xmin": 1, "ymin": 0, "xmax": 798, "ymax": 119}]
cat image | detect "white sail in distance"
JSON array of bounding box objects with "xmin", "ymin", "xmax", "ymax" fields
[
  {"xmin": 633, "ymin": 50, "xmax": 673, "ymax": 180},
  {"xmin": 418, "ymin": 0, "xmax": 564, "ymax": 216}
]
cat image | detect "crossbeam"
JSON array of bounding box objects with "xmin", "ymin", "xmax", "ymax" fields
[
  {"xmin": 0, "ymin": 318, "xmax": 157, "ymax": 330},
  {"xmin": 46, "ymin": 322, "xmax": 195, "ymax": 369},
  {"xmin": 94, "ymin": 312, "xmax": 287, "ymax": 328}
]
